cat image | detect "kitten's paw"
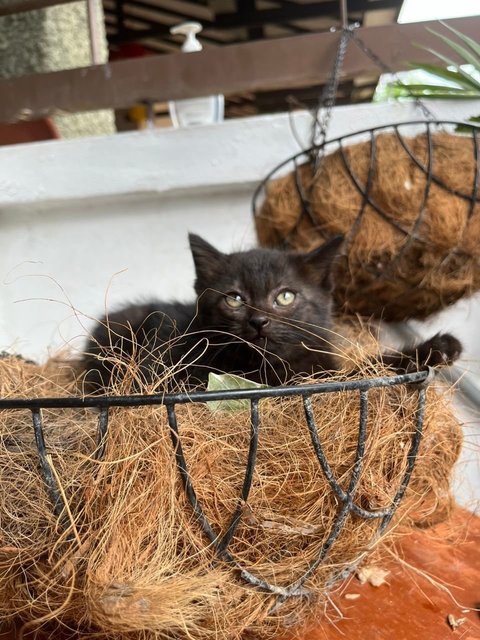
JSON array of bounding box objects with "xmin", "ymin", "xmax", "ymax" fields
[{"xmin": 415, "ymin": 333, "xmax": 462, "ymax": 369}]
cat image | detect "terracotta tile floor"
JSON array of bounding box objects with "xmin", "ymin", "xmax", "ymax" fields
[{"xmin": 291, "ymin": 508, "xmax": 480, "ymax": 640}]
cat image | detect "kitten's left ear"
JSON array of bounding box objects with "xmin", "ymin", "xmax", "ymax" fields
[
  {"xmin": 189, "ymin": 233, "xmax": 226, "ymax": 280},
  {"xmin": 301, "ymin": 235, "xmax": 344, "ymax": 291}
]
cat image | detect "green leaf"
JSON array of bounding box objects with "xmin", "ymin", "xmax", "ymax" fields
[
  {"xmin": 426, "ymin": 28, "xmax": 480, "ymax": 72},
  {"xmin": 414, "ymin": 42, "xmax": 458, "ymax": 68},
  {"xmin": 391, "ymin": 83, "xmax": 479, "ymax": 98},
  {"xmin": 418, "ymin": 28, "xmax": 480, "ymax": 90},
  {"xmin": 206, "ymin": 373, "xmax": 266, "ymax": 412},
  {"xmin": 439, "ymin": 22, "xmax": 480, "ymax": 61},
  {"xmin": 455, "ymin": 115, "xmax": 480, "ymax": 133},
  {"xmin": 381, "ymin": 26, "xmax": 480, "ymax": 106},
  {"xmin": 408, "ymin": 62, "xmax": 480, "ymax": 91},
  {"xmin": 414, "ymin": 41, "xmax": 480, "ymax": 90}
]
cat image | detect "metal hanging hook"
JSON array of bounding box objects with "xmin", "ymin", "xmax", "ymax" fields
[{"xmin": 340, "ymin": 0, "xmax": 348, "ymax": 30}]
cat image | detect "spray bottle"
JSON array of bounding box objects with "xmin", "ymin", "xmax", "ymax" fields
[{"xmin": 168, "ymin": 22, "xmax": 225, "ymax": 128}]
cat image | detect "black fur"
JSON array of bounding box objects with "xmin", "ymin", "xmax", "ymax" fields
[
  {"xmin": 379, "ymin": 333, "xmax": 462, "ymax": 374},
  {"xmin": 80, "ymin": 234, "xmax": 462, "ymax": 391}
]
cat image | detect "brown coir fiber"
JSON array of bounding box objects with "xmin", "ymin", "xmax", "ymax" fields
[
  {"xmin": 256, "ymin": 132, "xmax": 480, "ymax": 320},
  {"xmin": 0, "ymin": 352, "xmax": 462, "ymax": 639}
]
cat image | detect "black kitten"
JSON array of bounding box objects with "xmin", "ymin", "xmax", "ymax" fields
[
  {"xmin": 80, "ymin": 234, "xmax": 461, "ymax": 392},
  {"xmin": 81, "ymin": 234, "xmax": 341, "ymax": 390}
]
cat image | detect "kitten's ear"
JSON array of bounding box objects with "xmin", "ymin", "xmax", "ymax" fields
[
  {"xmin": 301, "ymin": 235, "xmax": 344, "ymax": 291},
  {"xmin": 189, "ymin": 234, "xmax": 225, "ymax": 280}
]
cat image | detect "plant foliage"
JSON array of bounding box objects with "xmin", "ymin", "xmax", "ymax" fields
[{"xmin": 385, "ymin": 23, "xmax": 480, "ymax": 103}]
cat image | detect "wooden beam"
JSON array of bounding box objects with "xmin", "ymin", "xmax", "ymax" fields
[
  {"xmin": 107, "ymin": 25, "xmax": 223, "ymax": 47},
  {"xmin": 214, "ymin": 0, "xmax": 401, "ymax": 27},
  {"xmin": 121, "ymin": 0, "xmax": 213, "ymax": 25},
  {"xmin": 1, "ymin": 16, "xmax": 479, "ymax": 123},
  {"xmin": 114, "ymin": 0, "xmax": 125, "ymax": 36},
  {"xmin": 102, "ymin": 8, "xmax": 224, "ymax": 46},
  {"xmin": 236, "ymin": 0, "xmax": 264, "ymax": 40},
  {"xmin": 106, "ymin": 22, "xmax": 174, "ymax": 42}
]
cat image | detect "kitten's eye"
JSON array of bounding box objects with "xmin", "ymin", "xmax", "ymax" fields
[
  {"xmin": 275, "ymin": 290, "xmax": 296, "ymax": 306},
  {"xmin": 225, "ymin": 293, "xmax": 244, "ymax": 308}
]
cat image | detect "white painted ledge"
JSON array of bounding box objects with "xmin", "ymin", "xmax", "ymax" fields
[{"xmin": 0, "ymin": 100, "xmax": 478, "ymax": 208}]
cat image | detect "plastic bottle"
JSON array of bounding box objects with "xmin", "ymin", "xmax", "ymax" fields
[{"xmin": 168, "ymin": 22, "xmax": 225, "ymax": 128}]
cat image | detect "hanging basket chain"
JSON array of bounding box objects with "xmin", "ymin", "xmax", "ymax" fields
[
  {"xmin": 349, "ymin": 30, "xmax": 437, "ymax": 121},
  {"xmin": 310, "ymin": 26, "xmax": 352, "ymax": 161},
  {"xmin": 310, "ymin": 0, "xmax": 436, "ymax": 164}
]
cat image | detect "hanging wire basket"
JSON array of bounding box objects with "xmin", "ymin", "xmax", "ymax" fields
[
  {"xmin": 0, "ymin": 369, "xmax": 430, "ymax": 605},
  {"xmin": 253, "ymin": 119, "xmax": 480, "ymax": 321}
]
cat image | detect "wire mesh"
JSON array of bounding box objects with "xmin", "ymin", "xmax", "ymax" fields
[
  {"xmin": 0, "ymin": 368, "xmax": 429, "ymax": 602},
  {"xmin": 253, "ymin": 120, "xmax": 479, "ymax": 246},
  {"xmin": 252, "ymin": 119, "xmax": 480, "ymax": 320}
]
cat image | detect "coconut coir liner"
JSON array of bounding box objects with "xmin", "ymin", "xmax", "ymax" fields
[
  {"xmin": 0, "ymin": 350, "xmax": 462, "ymax": 639},
  {"xmin": 256, "ymin": 132, "xmax": 480, "ymax": 320}
]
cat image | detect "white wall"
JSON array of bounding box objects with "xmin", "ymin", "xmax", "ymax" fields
[
  {"xmin": 0, "ymin": 100, "xmax": 479, "ymax": 509},
  {"xmin": 0, "ymin": 189, "xmax": 256, "ymax": 358}
]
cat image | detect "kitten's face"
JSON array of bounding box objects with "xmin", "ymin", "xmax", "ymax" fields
[{"xmin": 189, "ymin": 235, "xmax": 342, "ymax": 359}]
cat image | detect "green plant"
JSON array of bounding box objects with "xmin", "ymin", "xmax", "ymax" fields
[{"xmin": 380, "ymin": 22, "xmax": 480, "ymax": 124}]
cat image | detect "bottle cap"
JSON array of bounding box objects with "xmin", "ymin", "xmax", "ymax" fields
[{"xmin": 170, "ymin": 22, "xmax": 203, "ymax": 52}]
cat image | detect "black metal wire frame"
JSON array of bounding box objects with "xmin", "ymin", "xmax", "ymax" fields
[
  {"xmin": 252, "ymin": 120, "xmax": 480, "ymax": 257},
  {"xmin": 306, "ymin": 24, "xmax": 437, "ymax": 155},
  {"xmin": 0, "ymin": 369, "xmax": 429, "ymax": 602}
]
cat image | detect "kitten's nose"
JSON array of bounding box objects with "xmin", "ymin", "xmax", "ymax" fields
[{"xmin": 249, "ymin": 315, "xmax": 270, "ymax": 335}]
